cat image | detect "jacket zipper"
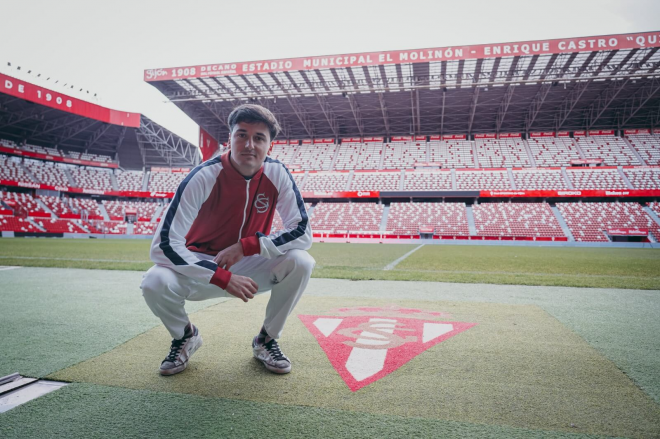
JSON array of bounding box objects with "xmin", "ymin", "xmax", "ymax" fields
[{"xmin": 238, "ymin": 179, "xmax": 251, "ymax": 241}]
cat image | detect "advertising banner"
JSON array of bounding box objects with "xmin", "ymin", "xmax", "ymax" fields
[
  {"xmin": 480, "ymin": 189, "xmax": 660, "ymax": 197},
  {"xmin": 529, "ymin": 132, "xmax": 556, "ymax": 138},
  {"xmin": 1, "ymin": 73, "xmax": 140, "ymax": 127},
  {"xmin": 607, "ymin": 228, "xmax": 648, "ymax": 236},
  {"xmin": 145, "ymin": 32, "xmax": 660, "ymax": 81}
]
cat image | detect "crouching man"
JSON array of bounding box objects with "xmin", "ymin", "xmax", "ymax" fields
[{"xmin": 141, "ymin": 104, "xmax": 314, "ymax": 376}]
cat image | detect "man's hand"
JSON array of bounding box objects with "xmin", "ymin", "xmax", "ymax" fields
[
  {"xmin": 214, "ymin": 242, "xmax": 245, "ymax": 270},
  {"xmin": 225, "ymin": 274, "xmax": 258, "ymax": 303}
]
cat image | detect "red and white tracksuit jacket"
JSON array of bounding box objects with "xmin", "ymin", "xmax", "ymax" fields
[{"xmin": 149, "ymin": 151, "xmax": 312, "ymax": 290}]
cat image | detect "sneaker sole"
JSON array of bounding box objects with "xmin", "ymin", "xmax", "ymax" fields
[
  {"xmin": 159, "ymin": 335, "xmax": 203, "ymax": 376},
  {"xmin": 253, "ymin": 347, "xmax": 291, "ymax": 374}
]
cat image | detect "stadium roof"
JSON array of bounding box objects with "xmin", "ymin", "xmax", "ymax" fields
[
  {"xmin": 146, "ymin": 31, "xmax": 660, "ymax": 142},
  {"xmin": 0, "ymin": 72, "xmax": 199, "ymax": 169}
]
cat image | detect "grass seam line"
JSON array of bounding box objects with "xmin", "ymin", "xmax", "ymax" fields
[{"xmin": 383, "ymin": 244, "xmax": 425, "ymax": 271}]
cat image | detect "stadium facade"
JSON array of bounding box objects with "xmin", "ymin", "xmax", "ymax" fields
[{"xmin": 1, "ymin": 31, "xmax": 660, "ymax": 244}]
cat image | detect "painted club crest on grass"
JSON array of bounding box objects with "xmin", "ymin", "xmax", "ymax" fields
[{"xmin": 299, "ymin": 306, "xmax": 476, "ymax": 391}]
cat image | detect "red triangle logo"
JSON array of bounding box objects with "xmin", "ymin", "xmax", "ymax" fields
[{"xmin": 299, "ymin": 314, "xmax": 476, "ymax": 391}]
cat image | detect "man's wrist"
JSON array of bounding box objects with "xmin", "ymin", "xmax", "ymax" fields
[
  {"xmin": 210, "ymin": 267, "xmax": 232, "ymax": 290},
  {"xmin": 240, "ymin": 236, "xmax": 261, "ymax": 256}
]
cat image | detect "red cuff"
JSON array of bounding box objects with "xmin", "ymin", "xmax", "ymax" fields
[
  {"xmin": 210, "ymin": 267, "xmax": 232, "ymax": 290},
  {"xmin": 240, "ymin": 235, "xmax": 261, "ymax": 256}
]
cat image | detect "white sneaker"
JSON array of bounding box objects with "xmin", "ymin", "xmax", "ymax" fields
[
  {"xmin": 252, "ymin": 336, "xmax": 292, "ymax": 374},
  {"xmin": 159, "ymin": 325, "xmax": 203, "ymax": 376}
]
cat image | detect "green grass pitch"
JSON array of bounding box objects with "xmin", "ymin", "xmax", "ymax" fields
[
  {"xmin": 0, "ymin": 238, "xmax": 659, "ymax": 289},
  {"xmin": 0, "ymin": 238, "xmax": 659, "ymax": 438}
]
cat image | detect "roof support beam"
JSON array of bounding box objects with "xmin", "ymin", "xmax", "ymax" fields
[
  {"xmin": 440, "ymin": 89, "xmax": 446, "ymax": 135},
  {"xmin": 115, "ymin": 126, "xmax": 127, "ymax": 160},
  {"xmin": 554, "ymin": 81, "xmax": 590, "ymax": 131},
  {"xmin": 137, "ymin": 117, "xmax": 200, "ymax": 167},
  {"xmin": 347, "ymin": 94, "xmax": 364, "ymax": 138},
  {"xmin": 585, "ymin": 79, "xmax": 629, "ymax": 130},
  {"xmin": 619, "ymin": 77, "xmax": 660, "ymax": 127},
  {"xmin": 84, "ymin": 123, "xmax": 113, "ymax": 152},
  {"xmin": 27, "ymin": 114, "xmax": 83, "ymax": 139},
  {"xmin": 0, "ymin": 107, "xmax": 56, "ymax": 131},
  {"xmin": 56, "ymin": 120, "xmax": 100, "ymax": 146},
  {"xmin": 316, "ymin": 95, "xmax": 339, "ymax": 138},
  {"xmin": 378, "ymin": 92, "xmax": 390, "ymax": 137},
  {"xmin": 524, "ymin": 83, "xmax": 552, "ymax": 132},
  {"xmin": 467, "ymin": 87, "xmax": 480, "ymax": 136},
  {"xmin": 415, "ymin": 89, "xmax": 421, "ymax": 133},
  {"xmin": 287, "ymin": 97, "xmax": 314, "ymax": 138},
  {"xmin": 495, "ymin": 85, "xmax": 515, "ymax": 134}
]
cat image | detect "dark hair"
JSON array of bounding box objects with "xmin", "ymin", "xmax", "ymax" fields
[{"xmin": 227, "ymin": 104, "xmax": 281, "ymax": 141}]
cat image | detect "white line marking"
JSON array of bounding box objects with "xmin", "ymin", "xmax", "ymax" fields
[
  {"xmin": 383, "ymin": 244, "xmax": 425, "ymax": 271},
  {"xmin": 345, "ymin": 318, "xmax": 396, "ymax": 381},
  {"xmin": 313, "ymin": 318, "xmax": 343, "ymax": 337},
  {"xmin": 0, "ymin": 266, "xmax": 22, "ymax": 271},
  {"xmin": 422, "ymin": 323, "xmax": 453, "ymax": 343}
]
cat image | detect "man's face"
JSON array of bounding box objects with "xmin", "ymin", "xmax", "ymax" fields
[{"xmin": 228, "ymin": 121, "xmax": 271, "ymax": 176}]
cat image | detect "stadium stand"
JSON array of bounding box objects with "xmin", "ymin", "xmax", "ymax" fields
[
  {"xmin": 574, "ymin": 135, "xmax": 641, "ymax": 166},
  {"xmin": 35, "ymin": 195, "xmax": 72, "ymax": 217},
  {"xmin": 527, "ymin": 136, "xmax": 581, "ymax": 167},
  {"xmin": 428, "ymin": 138, "xmax": 475, "ymax": 168},
  {"xmin": 557, "ymin": 202, "xmax": 660, "ymax": 242},
  {"xmin": 268, "ymin": 143, "xmax": 299, "ymax": 165},
  {"xmin": 513, "ymin": 169, "xmax": 570, "ymax": 190},
  {"xmin": 623, "ymin": 168, "xmax": 660, "ymax": 189},
  {"xmin": 648, "ymin": 201, "xmax": 660, "ymax": 216},
  {"xmin": 69, "ymin": 197, "xmax": 102, "ymax": 218},
  {"xmin": 383, "ymin": 139, "xmax": 427, "ymax": 169},
  {"xmin": 311, "ymin": 202, "xmax": 383, "ymax": 233},
  {"xmin": 116, "ymin": 170, "xmax": 145, "ymax": 191},
  {"xmin": 34, "ymin": 217, "xmax": 87, "ymax": 233},
  {"xmin": 133, "ymin": 221, "xmax": 157, "ymax": 235},
  {"xmin": 69, "ymin": 167, "xmax": 113, "ymax": 190},
  {"xmin": 23, "ymin": 160, "xmax": 71, "ymax": 186},
  {"xmin": 350, "ymin": 171, "xmax": 401, "ymax": 191},
  {"xmin": 0, "ymin": 215, "xmax": 38, "ymax": 232},
  {"xmin": 1, "ymin": 191, "xmax": 48, "ymax": 216},
  {"xmin": 103, "ymin": 200, "xmax": 159, "ymax": 221},
  {"xmin": 455, "ymin": 170, "xmax": 511, "ymax": 190},
  {"xmin": 148, "ymin": 170, "xmax": 188, "ymax": 192},
  {"xmin": 269, "ymin": 203, "xmax": 312, "ymax": 234},
  {"xmin": 0, "ymin": 155, "xmax": 33, "ymax": 182},
  {"xmin": 566, "ymin": 168, "xmax": 628, "ymax": 189},
  {"xmin": 302, "ymin": 172, "xmax": 349, "ymax": 191},
  {"xmin": 291, "ymin": 142, "xmax": 337, "ymax": 171},
  {"xmin": 403, "ymin": 170, "xmax": 452, "ymax": 190},
  {"xmin": 475, "ymin": 137, "xmax": 531, "ymax": 168},
  {"xmin": 21, "ymin": 143, "xmax": 63, "ymax": 157},
  {"xmin": 65, "ymin": 151, "xmax": 113, "ymax": 163},
  {"xmin": 625, "ymin": 133, "xmax": 660, "ymax": 165},
  {"xmin": 88, "ymin": 220, "xmax": 127, "ymax": 234},
  {"xmin": 472, "ymin": 202, "xmax": 565, "ymax": 238},
  {"xmin": 386, "ymin": 202, "xmax": 469, "ymax": 236},
  {"xmin": 334, "ymin": 141, "xmax": 382, "ymax": 170}
]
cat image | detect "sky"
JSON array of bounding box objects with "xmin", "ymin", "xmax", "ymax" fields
[{"xmin": 1, "ymin": 0, "xmax": 658, "ymax": 146}]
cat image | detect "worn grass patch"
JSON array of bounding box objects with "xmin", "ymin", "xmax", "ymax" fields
[{"xmin": 50, "ymin": 295, "xmax": 660, "ymax": 438}]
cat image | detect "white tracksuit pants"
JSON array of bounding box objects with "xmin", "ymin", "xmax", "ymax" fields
[{"xmin": 140, "ymin": 249, "xmax": 315, "ymax": 340}]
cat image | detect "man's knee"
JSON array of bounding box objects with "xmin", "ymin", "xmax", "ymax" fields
[
  {"xmin": 141, "ymin": 265, "xmax": 174, "ymax": 300},
  {"xmin": 282, "ymin": 249, "xmax": 315, "ymax": 277}
]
